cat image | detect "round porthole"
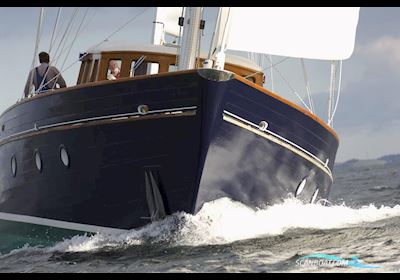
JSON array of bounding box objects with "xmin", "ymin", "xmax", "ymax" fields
[
  {"xmin": 34, "ymin": 149, "xmax": 42, "ymax": 172},
  {"xmin": 310, "ymin": 188, "xmax": 319, "ymax": 204},
  {"xmin": 60, "ymin": 145, "xmax": 70, "ymax": 168},
  {"xmin": 295, "ymin": 179, "xmax": 307, "ymax": 197},
  {"xmin": 11, "ymin": 154, "xmax": 17, "ymax": 177},
  {"xmin": 138, "ymin": 104, "xmax": 149, "ymax": 115}
]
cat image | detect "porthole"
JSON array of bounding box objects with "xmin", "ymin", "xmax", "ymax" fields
[
  {"xmin": 295, "ymin": 179, "xmax": 306, "ymax": 197},
  {"xmin": 138, "ymin": 104, "xmax": 149, "ymax": 115},
  {"xmin": 34, "ymin": 149, "xmax": 42, "ymax": 172},
  {"xmin": 1, "ymin": 124, "xmax": 4, "ymax": 132},
  {"xmin": 310, "ymin": 188, "xmax": 319, "ymax": 204},
  {"xmin": 11, "ymin": 155, "xmax": 17, "ymax": 177},
  {"xmin": 60, "ymin": 145, "xmax": 70, "ymax": 168}
]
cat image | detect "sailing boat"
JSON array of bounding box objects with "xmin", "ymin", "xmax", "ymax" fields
[{"xmin": 0, "ymin": 7, "xmax": 359, "ymax": 250}]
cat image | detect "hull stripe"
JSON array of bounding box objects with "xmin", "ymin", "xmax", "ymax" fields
[
  {"xmin": 38, "ymin": 105, "xmax": 197, "ymax": 130},
  {"xmin": 0, "ymin": 212, "xmax": 128, "ymax": 234},
  {"xmin": 0, "ymin": 106, "xmax": 197, "ymax": 145},
  {"xmin": 222, "ymin": 110, "xmax": 333, "ymax": 180}
]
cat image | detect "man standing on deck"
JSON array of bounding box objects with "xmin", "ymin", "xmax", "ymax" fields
[{"xmin": 24, "ymin": 51, "xmax": 67, "ymax": 97}]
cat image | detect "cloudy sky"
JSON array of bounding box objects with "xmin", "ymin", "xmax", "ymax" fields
[{"xmin": 0, "ymin": 7, "xmax": 399, "ymax": 163}]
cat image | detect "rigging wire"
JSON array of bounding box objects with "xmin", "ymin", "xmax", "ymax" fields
[
  {"xmin": 300, "ymin": 58, "xmax": 315, "ymax": 114},
  {"xmin": 331, "ymin": 61, "xmax": 338, "ymax": 122},
  {"xmin": 38, "ymin": 8, "xmax": 89, "ymax": 93},
  {"xmin": 273, "ymin": 63, "xmax": 313, "ymax": 113},
  {"xmin": 25, "ymin": 7, "xmax": 44, "ymax": 98},
  {"xmin": 49, "ymin": 8, "xmax": 69, "ymax": 58},
  {"xmin": 52, "ymin": 7, "xmax": 80, "ymax": 67},
  {"xmin": 268, "ymin": 54, "xmax": 274, "ymax": 92},
  {"xmin": 244, "ymin": 56, "xmax": 290, "ymax": 79},
  {"xmin": 59, "ymin": 8, "xmax": 90, "ymax": 72},
  {"xmin": 35, "ymin": 7, "xmax": 151, "ymax": 94},
  {"xmin": 48, "ymin": 7, "xmax": 62, "ymax": 54},
  {"xmin": 37, "ymin": 8, "xmax": 46, "ymax": 47},
  {"xmin": 100, "ymin": 8, "xmax": 151, "ymax": 44},
  {"xmin": 328, "ymin": 60, "xmax": 343, "ymax": 127},
  {"xmin": 50, "ymin": 7, "xmax": 79, "ymax": 68},
  {"xmin": 245, "ymin": 56, "xmax": 341, "ymax": 119},
  {"xmin": 79, "ymin": 7, "xmax": 97, "ymax": 38},
  {"xmin": 328, "ymin": 60, "xmax": 337, "ymax": 123},
  {"xmin": 55, "ymin": 7, "xmax": 96, "ymax": 60},
  {"xmin": 37, "ymin": 7, "xmax": 79, "ymax": 92}
]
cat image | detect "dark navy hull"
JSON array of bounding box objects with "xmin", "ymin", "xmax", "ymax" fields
[{"xmin": 0, "ymin": 69, "xmax": 338, "ymax": 240}]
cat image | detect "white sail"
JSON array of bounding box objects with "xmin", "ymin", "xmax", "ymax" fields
[
  {"xmin": 226, "ymin": 7, "xmax": 360, "ymax": 60},
  {"xmin": 155, "ymin": 7, "xmax": 183, "ymax": 37}
]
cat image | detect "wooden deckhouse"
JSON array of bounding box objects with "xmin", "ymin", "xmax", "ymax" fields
[{"xmin": 77, "ymin": 44, "xmax": 265, "ymax": 86}]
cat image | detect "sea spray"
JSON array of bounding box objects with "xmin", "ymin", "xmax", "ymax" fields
[{"xmin": 40, "ymin": 197, "xmax": 400, "ymax": 253}]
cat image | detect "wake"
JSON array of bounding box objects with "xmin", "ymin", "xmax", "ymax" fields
[{"xmin": 43, "ymin": 197, "xmax": 400, "ymax": 252}]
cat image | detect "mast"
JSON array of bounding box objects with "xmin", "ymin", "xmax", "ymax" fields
[
  {"xmin": 177, "ymin": 7, "xmax": 202, "ymax": 71},
  {"xmin": 206, "ymin": 7, "xmax": 231, "ymax": 70}
]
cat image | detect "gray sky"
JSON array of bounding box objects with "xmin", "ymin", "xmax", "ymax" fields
[{"xmin": 0, "ymin": 7, "xmax": 399, "ymax": 163}]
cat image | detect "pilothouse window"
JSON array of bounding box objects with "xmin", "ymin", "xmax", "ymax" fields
[
  {"xmin": 147, "ymin": 62, "xmax": 159, "ymax": 75},
  {"xmin": 130, "ymin": 60, "xmax": 159, "ymax": 77},
  {"xmin": 90, "ymin": 59, "xmax": 99, "ymax": 82},
  {"xmin": 82, "ymin": 59, "xmax": 93, "ymax": 83},
  {"xmin": 130, "ymin": 60, "xmax": 138, "ymax": 77},
  {"xmin": 168, "ymin": 64, "xmax": 178, "ymax": 72}
]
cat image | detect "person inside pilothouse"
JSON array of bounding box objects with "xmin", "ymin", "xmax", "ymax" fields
[{"xmin": 107, "ymin": 60, "xmax": 121, "ymax": 80}]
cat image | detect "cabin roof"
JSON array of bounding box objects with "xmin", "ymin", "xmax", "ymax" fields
[{"xmin": 86, "ymin": 42, "xmax": 263, "ymax": 72}]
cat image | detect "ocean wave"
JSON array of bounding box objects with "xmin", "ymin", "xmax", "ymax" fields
[
  {"xmin": 43, "ymin": 197, "xmax": 400, "ymax": 252},
  {"xmin": 369, "ymin": 185, "xmax": 394, "ymax": 191}
]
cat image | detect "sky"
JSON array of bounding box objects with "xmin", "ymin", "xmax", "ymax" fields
[{"xmin": 0, "ymin": 7, "xmax": 399, "ymax": 163}]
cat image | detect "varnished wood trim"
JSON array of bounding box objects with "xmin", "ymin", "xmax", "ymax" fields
[{"xmin": 92, "ymin": 50, "xmax": 263, "ymax": 86}]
